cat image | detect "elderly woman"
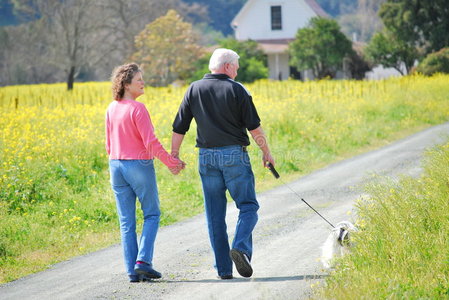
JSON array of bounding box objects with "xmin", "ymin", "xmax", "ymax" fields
[{"xmin": 106, "ymin": 63, "xmax": 184, "ymax": 282}]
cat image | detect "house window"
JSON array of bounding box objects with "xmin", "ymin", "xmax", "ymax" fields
[{"xmin": 271, "ymin": 6, "xmax": 282, "ymax": 30}]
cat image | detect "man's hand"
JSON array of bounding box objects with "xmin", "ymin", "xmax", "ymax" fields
[
  {"xmin": 171, "ymin": 132, "xmax": 185, "ymax": 159},
  {"xmin": 262, "ymin": 152, "xmax": 275, "ymax": 168},
  {"xmin": 249, "ymin": 126, "xmax": 275, "ymax": 168}
]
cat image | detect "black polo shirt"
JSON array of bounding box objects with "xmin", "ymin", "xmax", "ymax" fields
[{"xmin": 172, "ymin": 73, "xmax": 261, "ymax": 148}]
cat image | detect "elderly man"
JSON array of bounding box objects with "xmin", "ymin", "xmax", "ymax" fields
[{"xmin": 171, "ymin": 48, "xmax": 275, "ymax": 279}]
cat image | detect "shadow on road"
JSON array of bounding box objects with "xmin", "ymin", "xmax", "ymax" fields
[{"xmin": 146, "ymin": 274, "xmax": 328, "ymax": 284}]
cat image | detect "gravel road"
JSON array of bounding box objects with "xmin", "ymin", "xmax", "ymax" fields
[{"xmin": 1, "ymin": 123, "xmax": 448, "ymax": 300}]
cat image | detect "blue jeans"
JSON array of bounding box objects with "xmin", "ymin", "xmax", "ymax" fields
[
  {"xmin": 199, "ymin": 145, "xmax": 259, "ymax": 276},
  {"xmin": 109, "ymin": 159, "xmax": 160, "ymax": 276}
]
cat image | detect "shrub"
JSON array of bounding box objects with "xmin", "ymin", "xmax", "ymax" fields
[
  {"xmin": 346, "ymin": 49, "xmax": 372, "ymax": 80},
  {"xmin": 416, "ymin": 48, "xmax": 449, "ymax": 76},
  {"xmin": 188, "ymin": 38, "xmax": 268, "ymax": 83}
]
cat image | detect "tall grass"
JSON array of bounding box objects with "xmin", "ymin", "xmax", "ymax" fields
[
  {"xmin": 315, "ymin": 140, "xmax": 449, "ymax": 299},
  {"xmin": 0, "ymin": 75, "xmax": 448, "ymax": 283}
]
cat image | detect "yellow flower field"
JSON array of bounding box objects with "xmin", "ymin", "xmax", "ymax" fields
[{"xmin": 0, "ymin": 75, "xmax": 448, "ymax": 283}]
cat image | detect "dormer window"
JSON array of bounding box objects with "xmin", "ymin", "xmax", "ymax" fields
[{"xmin": 271, "ymin": 5, "xmax": 282, "ymax": 30}]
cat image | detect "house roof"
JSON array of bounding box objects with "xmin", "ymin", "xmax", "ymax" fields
[
  {"xmin": 231, "ymin": 0, "xmax": 328, "ymax": 28},
  {"xmin": 231, "ymin": 0, "xmax": 254, "ymax": 28},
  {"xmin": 304, "ymin": 0, "xmax": 329, "ymax": 18}
]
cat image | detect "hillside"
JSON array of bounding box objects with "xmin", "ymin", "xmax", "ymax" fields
[
  {"xmin": 183, "ymin": 0, "xmax": 246, "ymax": 35},
  {"xmin": 0, "ymin": 0, "xmax": 17, "ymax": 26},
  {"xmin": 316, "ymin": 0, "xmax": 358, "ymax": 17}
]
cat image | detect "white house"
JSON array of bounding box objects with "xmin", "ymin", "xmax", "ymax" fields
[{"xmin": 231, "ymin": 0, "xmax": 328, "ymax": 80}]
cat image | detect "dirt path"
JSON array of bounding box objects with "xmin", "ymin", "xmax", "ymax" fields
[{"xmin": 1, "ymin": 123, "xmax": 448, "ymax": 300}]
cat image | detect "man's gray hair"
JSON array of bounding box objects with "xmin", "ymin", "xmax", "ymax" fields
[{"xmin": 209, "ymin": 48, "xmax": 240, "ymax": 72}]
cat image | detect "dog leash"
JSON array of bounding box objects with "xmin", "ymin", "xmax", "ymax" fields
[{"xmin": 267, "ymin": 163, "xmax": 336, "ymax": 229}]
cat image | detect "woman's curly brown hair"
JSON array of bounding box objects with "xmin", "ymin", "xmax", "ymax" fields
[{"xmin": 111, "ymin": 63, "xmax": 142, "ymax": 101}]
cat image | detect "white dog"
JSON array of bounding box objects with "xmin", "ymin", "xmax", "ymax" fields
[{"xmin": 321, "ymin": 221, "xmax": 357, "ymax": 269}]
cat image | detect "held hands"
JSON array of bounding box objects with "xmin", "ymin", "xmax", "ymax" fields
[{"xmin": 168, "ymin": 155, "xmax": 186, "ymax": 175}]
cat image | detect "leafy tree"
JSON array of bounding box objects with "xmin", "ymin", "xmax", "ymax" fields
[
  {"xmin": 103, "ymin": 0, "xmax": 207, "ymax": 65},
  {"xmin": 218, "ymin": 38, "xmax": 268, "ymax": 82},
  {"xmin": 416, "ymin": 48, "xmax": 449, "ymax": 76},
  {"xmin": 188, "ymin": 38, "xmax": 268, "ymax": 83},
  {"xmin": 364, "ymin": 30, "xmax": 418, "ymax": 75},
  {"xmin": 188, "ymin": 55, "xmax": 211, "ymax": 83},
  {"xmin": 132, "ymin": 10, "xmax": 204, "ymax": 87},
  {"xmin": 379, "ymin": 0, "xmax": 449, "ymax": 54},
  {"xmin": 346, "ymin": 50, "xmax": 372, "ymax": 80},
  {"xmin": 289, "ymin": 17, "xmax": 353, "ymax": 79}
]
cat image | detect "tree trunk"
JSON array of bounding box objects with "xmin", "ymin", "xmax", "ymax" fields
[
  {"xmin": 394, "ymin": 65, "xmax": 405, "ymax": 76},
  {"xmin": 67, "ymin": 66, "xmax": 75, "ymax": 90}
]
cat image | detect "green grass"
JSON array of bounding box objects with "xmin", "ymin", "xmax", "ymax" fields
[{"xmin": 314, "ymin": 140, "xmax": 449, "ymax": 299}]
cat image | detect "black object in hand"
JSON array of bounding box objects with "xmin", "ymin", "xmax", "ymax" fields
[{"xmin": 267, "ymin": 162, "xmax": 280, "ymax": 179}]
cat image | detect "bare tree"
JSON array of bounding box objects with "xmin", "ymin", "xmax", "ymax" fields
[
  {"xmin": 0, "ymin": 27, "xmax": 13, "ymax": 85},
  {"xmin": 0, "ymin": 20, "xmax": 56, "ymax": 86},
  {"xmin": 45, "ymin": 1, "xmax": 113, "ymax": 89},
  {"xmin": 12, "ymin": 0, "xmax": 112, "ymax": 89},
  {"xmin": 5, "ymin": 0, "xmax": 208, "ymax": 88},
  {"xmin": 338, "ymin": 0, "xmax": 386, "ymax": 42}
]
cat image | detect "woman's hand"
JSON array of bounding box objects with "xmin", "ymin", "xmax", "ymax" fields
[{"xmin": 169, "ymin": 157, "xmax": 186, "ymax": 175}]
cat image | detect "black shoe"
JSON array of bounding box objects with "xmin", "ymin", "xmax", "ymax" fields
[
  {"xmin": 218, "ymin": 274, "xmax": 233, "ymax": 280},
  {"xmin": 129, "ymin": 274, "xmax": 157, "ymax": 282},
  {"xmin": 141, "ymin": 274, "xmax": 157, "ymax": 282},
  {"xmin": 134, "ymin": 262, "xmax": 162, "ymax": 279},
  {"xmin": 230, "ymin": 249, "xmax": 253, "ymax": 278}
]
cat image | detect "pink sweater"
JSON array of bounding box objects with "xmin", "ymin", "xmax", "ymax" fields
[{"xmin": 105, "ymin": 99, "xmax": 178, "ymax": 168}]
